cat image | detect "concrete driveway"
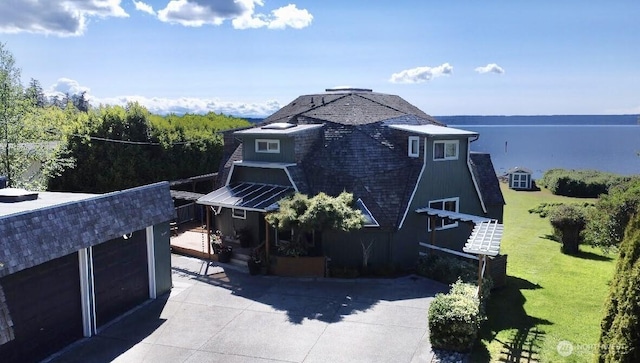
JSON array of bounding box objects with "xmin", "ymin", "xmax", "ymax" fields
[{"xmin": 49, "ymin": 254, "xmax": 447, "ymax": 363}]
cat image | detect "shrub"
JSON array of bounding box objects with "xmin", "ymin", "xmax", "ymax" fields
[
  {"xmin": 583, "ymin": 178, "xmax": 640, "ymax": 249},
  {"xmin": 538, "ymin": 169, "xmax": 628, "ymax": 198},
  {"xmin": 416, "ymin": 253, "xmax": 476, "ymax": 285},
  {"xmin": 597, "ymin": 213, "xmax": 640, "ymax": 362},
  {"xmin": 429, "ymin": 281, "xmax": 481, "ymax": 352},
  {"xmin": 549, "ymin": 204, "xmax": 587, "ymax": 254}
]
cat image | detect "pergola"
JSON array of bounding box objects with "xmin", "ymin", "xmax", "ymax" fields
[{"xmin": 416, "ymin": 207, "xmax": 503, "ymax": 297}]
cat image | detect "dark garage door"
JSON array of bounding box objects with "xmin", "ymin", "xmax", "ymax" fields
[
  {"xmin": 93, "ymin": 230, "xmax": 149, "ymax": 327},
  {"xmin": 0, "ymin": 253, "xmax": 83, "ymax": 363}
]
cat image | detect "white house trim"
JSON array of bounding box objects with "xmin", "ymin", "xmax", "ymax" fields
[
  {"xmin": 467, "ymin": 139, "xmax": 487, "ymax": 213},
  {"xmin": 398, "ymin": 136, "xmax": 427, "ymax": 229},
  {"xmin": 78, "ymin": 247, "xmax": 96, "ymax": 337},
  {"xmin": 146, "ymin": 226, "xmax": 157, "ymax": 299}
]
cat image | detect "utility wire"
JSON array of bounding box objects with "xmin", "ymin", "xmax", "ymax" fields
[{"xmin": 66, "ymin": 133, "xmax": 212, "ymax": 146}]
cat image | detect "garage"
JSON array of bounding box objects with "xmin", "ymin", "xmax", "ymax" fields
[
  {"xmin": 0, "ymin": 182, "xmax": 176, "ymax": 361},
  {"xmin": 0, "ymin": 253, "xmax": 83, "ymax": 363},
  {"xmin": 93, "ymin": 231, "xmax": 150, "ymax": 327}
]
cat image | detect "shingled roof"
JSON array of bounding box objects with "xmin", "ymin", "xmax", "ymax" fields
[
  {"xmin": 0, "ymin": 182, "xmax": 175, "ymax": 346},
  {"xmin": 0, "ymin": 182, "xmax": 175, "ymax": 278},
  {"xmin": 262, "ymin": 90, "xmax": 444, "ymax": 126},
  {"xmin": 470, "ymin": 152, "xmax": 506, "ymax": 207},
  {"xmin": 218, "ymin": 89, "xmax": 503, "ymax": 228}
]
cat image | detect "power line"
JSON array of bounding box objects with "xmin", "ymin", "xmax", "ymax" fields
[{"xmin": 68, "ymin": 133, "xmax": 211, "ymax": 146}]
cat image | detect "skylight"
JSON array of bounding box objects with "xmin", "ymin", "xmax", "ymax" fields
[{"xmin": 261, "ymin": 122, "xmax": 296, "ymax": 130}]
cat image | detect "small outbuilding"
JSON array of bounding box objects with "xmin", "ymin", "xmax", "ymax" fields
[
  {"xmin": 0, "ymin": 182, "xmax": 175, "ymax": 363},
  {"xmin": 506, "ymin": 167, "xmax": 534, "ymax": 190}
]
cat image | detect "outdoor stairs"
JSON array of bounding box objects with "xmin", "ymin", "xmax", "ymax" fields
[{"xmin": 225, "ymin": 239, "xmax": 251, "ymax": 273}]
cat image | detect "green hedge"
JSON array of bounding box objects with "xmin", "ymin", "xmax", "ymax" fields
[
  {"xmin": 428, "ymin": 281, "xmax": 481, "ymax": 352},
  {"xmin": 538, "ymin": 169, "xmax": 629, "ymax": 198},
  {"xmin": 416, "ymin": 253, "xmax": 476, "ymax": 284}
]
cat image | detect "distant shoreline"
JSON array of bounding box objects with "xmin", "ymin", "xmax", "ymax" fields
[{"xmin": 435, "ymin": 114, "xmax": 639, "ymax": 126}]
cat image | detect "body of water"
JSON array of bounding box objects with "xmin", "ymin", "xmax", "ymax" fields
[{"xmin": 450, "ymin": 125, "xmax": 640, "ymax": 178}]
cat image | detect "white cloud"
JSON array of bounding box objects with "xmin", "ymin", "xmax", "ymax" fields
[
  {"xmin": 265, "ymin": 4, "xmax": 313, "ymax": 30},
  {"xmin": 46, "ymin": 78, "xmax": 92, "ymax": 98},
  {"xmin": 98, "ymin": 95, "xmax": 281, "ymax": 117},
  {"xmin": 44, "ymin": 78, "xmax": 279, "ymax": 117},
  {"xmin": 389, "ymin": 63, "xmax": 453, "ymax": 84},
  {"xmin": 0, "ymin": 0, "xmax": 128, "ymax": 36},
  {"xmin": 133, "ymin": 1, "xmax": 155, "ymax": 15},
  {"xmin": 475, "ymin": 63, "xmax": 505, "ymax": 74},
  {"xmin": 157, "ymin": 0, "xmax": 312, "ymax": 29}
]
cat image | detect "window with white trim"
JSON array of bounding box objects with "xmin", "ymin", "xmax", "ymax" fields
[
  {"xmin": 408, "ymin": 136, "xmax": 420, "ymax": 158},
  {"xmin": 255, "ymin": 139, "xmax": 280, "ymax": 153},
  {"xmin": 433, "ymin": 140, "xmax": 459, "ymax": 161},
  {"xmin": 511, "ymin": 173, "xmax": 529, "ymax": 189},
  {"xmin": 232, "ymin": 208, "xmax": 246, "ymax": 219},
  {"xmin": 428, "ymin": 197, "xmax": 459, "ymax": 230}
]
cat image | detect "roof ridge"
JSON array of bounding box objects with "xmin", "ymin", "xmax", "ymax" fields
[{"xmin": 354, "ymin": 93, "xmax": 408, "ymax": 115}]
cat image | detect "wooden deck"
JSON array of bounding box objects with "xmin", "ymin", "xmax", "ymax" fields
[{"xmin": 170, "ymin": 223, "xmax": 216, "ymax": 261}]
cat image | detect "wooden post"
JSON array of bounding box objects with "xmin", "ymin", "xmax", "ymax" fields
[
  {"xmin": 206, "ymin": 206, "xmax": 211, "ymax": 260},
  {"xmin": 430, "ymin": 216, "xmax": 437, "ymax": 246},
  {"xmin": 477, "ymin": 254, "xmax": 484, "ymax": 299},
  {"xmin": 264, "ymin": 215, "xmax": 270, "ymax": 269}
]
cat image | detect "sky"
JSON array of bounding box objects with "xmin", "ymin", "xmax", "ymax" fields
[{"xmin": 1, "ymin": 0, "xmax": 639, "ymax": 118}]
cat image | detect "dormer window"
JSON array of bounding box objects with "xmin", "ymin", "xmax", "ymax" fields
[
  {"xmin": 408, "ymin": 136, "xmax": 420, "ymax": 158},
  {"xmin": 433, "ymin": 140, "xmax": 458, "ymax": 161},
  {"xmin": 256, "ymin": 139, "xmax": 280, "ymax": 153}
]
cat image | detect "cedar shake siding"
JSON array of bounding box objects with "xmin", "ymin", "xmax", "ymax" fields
[{"xmin": 211, "ymin": 89, "xmax": 504, "ymax": 269}]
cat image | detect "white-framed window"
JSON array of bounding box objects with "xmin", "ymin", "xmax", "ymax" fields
[
  {"xmin": 428, "ymin": 197, "xmax": 459, "ymax": 231},
  {"xmin": 255, "ymin": 139, "xmax": 280, "ymax": 153},
  {"xmin": 232, "ymin": 208, "xmax": 246, "ymax": 219},
  {"xmin": 511, "ymin": 173, "xmax": 530, "ymax": 189},
  {"xmin": 433, "ymin": 140, "xmax": 459, "ymax": 161},
  {"xmin": 408, "ymin": 136, "xmax": 420, "ymax": 158}
]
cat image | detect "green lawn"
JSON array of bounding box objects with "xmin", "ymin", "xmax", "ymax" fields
[{"xmin": 470, "ymin": 184, "xmax": 617, "ymax": 362}]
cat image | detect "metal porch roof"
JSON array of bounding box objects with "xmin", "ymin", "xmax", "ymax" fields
[
  {"xmin": 196, "ymin": 182, "xmax": 294, "ymax": 212},
  {"xmin": 463, "ymin": 220, "xmax": 503, "ymax": 256},
  {"xmin": 415, "ymin": 207, "xmax": 493, "ymax": 224}
]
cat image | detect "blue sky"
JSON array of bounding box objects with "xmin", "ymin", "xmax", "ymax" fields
[{"xmin": 1, "ymin": 1, "xmax": 638, "ymax": 117}]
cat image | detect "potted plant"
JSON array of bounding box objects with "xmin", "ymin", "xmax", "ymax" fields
[
  {"xmin": 211, "ymin": 230, "xmax": 233, "ymax": 263},
  {"xmin": 247, "ymin": 250, "xmax": 262, "ymax": 275},
  {"xmin": 236, "ymin": 228, "xmax": 252, "ymax": 248}
]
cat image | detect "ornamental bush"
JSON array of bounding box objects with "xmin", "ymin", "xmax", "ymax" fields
[
  {"xmin": 549, "ymin": 204, "xmax": 587, "ymax": 254},
  {"xmin": 428, "ymin": 281, "xmax": 481, "ymax": 352}
]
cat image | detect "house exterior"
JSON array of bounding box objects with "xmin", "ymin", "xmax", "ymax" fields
[
  {"xmin": 507, "ymin": 167, "xmax": 534, "ymax": 190},
  {"xmin": 198, "ymin": 88, "xmax": 504, "ymax": 270},
  {"xmin": 0, "ymin": 182, "xmax": 175, "ymax": 363}
]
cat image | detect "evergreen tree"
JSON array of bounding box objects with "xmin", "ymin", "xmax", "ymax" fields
[
  {"xmin": 24, "ymin": 78, "xmax": 46, "ymax": 108},
  {"xmin": 597, "ymin": 212, "xmax": 640, "ymax": 362}
]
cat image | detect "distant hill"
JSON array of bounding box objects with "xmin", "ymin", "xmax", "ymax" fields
[{"xmin": 435, "ymin": 115, "xmax": 639, "ymax": 126}]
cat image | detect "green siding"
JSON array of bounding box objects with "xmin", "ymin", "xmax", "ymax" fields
[
  {"xmin": 230, "ymin": 166, "xmax": 292, "ymax": 186},
  {"xmin": 153, "ymin": 222, "xmax": 172, "ymax": 296},
  {"xmin": 214, "ymin": 209, "xmax": 262, "ymax": 246},
  {"xmin": 322, "ymin": 229, "xmax": 393, "ymax": 269},
  {"xmin": 394, "ymin": 136, "xmax": 487, "ymax": 266},
  {"xmin": 242, "ymin": 136, "xmax": 296, "ymax": 163}
]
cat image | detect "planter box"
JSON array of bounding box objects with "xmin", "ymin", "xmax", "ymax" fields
[{"xmin": 271, "ymin": 256, "xmax": 326, "ymax": 277}]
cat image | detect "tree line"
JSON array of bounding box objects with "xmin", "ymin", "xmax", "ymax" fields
[{"xmin": 0, "ymin": 42, "xmax": 250, "ymax": 192}]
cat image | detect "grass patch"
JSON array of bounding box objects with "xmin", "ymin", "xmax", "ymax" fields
[{"xmin": 471, "ymin": 184, "xmax": 616, "ymax": 362}]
